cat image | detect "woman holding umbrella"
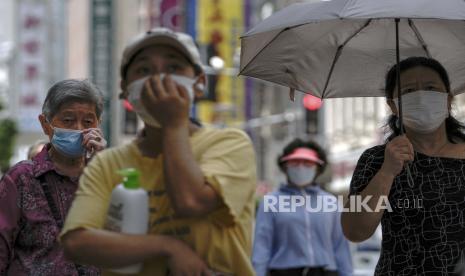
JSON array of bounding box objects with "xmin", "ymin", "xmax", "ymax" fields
[
  {"xmin": 342, "ymin": 56, "xmax": 465, "ymax": 275},
  {"xmin": 253, "ymin": 138, "xmax": 353, "ymax": 276}
]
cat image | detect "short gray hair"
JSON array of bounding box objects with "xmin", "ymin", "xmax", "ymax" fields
[{"xmin": 42, "ymin": 79, "xmax": 104, "ymax": 120}]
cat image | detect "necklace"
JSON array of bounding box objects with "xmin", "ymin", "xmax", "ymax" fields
[
  {"xmin": 434, "ymin": 141, "xmax": 450, "ymax": 156},
  {"xmin": 413, "ymin": 140, "xmax": 449, "ymax": 157}
]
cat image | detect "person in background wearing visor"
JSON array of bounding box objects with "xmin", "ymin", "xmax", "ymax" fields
[
  {"xmin": 253, "ymin": 138, "xmax": 353, "ymax": 276},
  {"xmin": 0, "ymin": 79, "xmax": 106, "ymax": 275},
  {"xmin": 342, "ymin": 57, "xmax": 465, "ymax": 275},
  {"xmin": 61, "ymin": 27, "xmax": 257, "ymax": 276},
  {"xmin": 27, "ymin": 139, "xmax": 48, "ymax": 160}
]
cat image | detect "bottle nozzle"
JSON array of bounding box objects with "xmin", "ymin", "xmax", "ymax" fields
[{"xmin": 117, "ymin": 168, "xmax": 140, "ymax": 189}]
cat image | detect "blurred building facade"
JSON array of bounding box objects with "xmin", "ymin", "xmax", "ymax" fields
[
  {"xmin": 5, "ymin": 0, "xmax": 67, "ymax": 163},
  {"xmin": 0, "ymin": 0, "xmax": 15, "ymax": 114},
  {"xmin": 7, "ymin": 0, "xmax": 465, "ymax": 193},
  {"xmin": 1, "ymin": 0, "xmax": 395, "ymax": 192}
]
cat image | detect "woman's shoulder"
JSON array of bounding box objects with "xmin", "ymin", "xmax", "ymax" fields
[
  {"xmin": 1, "ymin": 160, "xmax": 35, "ymax": 181},
  {"xmin": 0, "ymin": 160, "xmax": 36, "ymax": 195},
  {"xmin": 350, "ymin": 145, "xmax": 386, "ymax": 194},
  {"xmin": 350, "ymin": 144, "xmax": 386, "ymax": 174},
  {"xmin": 359, "ymin": 144, "xmax": 386, "ymax": 160}
]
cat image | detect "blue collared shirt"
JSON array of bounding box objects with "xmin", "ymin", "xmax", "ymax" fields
[{"xmin": 252, "ymin": 184, "xmax": 353, "ymax": 276}]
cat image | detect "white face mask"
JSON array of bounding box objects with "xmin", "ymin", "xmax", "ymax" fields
[
  {"xmin": 287, "ymin": 165, "xmax": 317, "ymax": 187},
  {"xmin": 127, "ymin": 74, "xmax": 197, "ymax": 128},
  {"xmin": 394, "ymin": 90, "xmax": 449, "ymax": 134}
]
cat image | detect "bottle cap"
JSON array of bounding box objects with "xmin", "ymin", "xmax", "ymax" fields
[{"xmin": 117, "ymin": 168, "xmax": 141, "ymax": 189}]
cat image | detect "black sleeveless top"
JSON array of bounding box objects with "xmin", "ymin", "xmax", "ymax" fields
[{"xmin": 350, "ymin": 145, "xmax": 465, "ymax": 275}]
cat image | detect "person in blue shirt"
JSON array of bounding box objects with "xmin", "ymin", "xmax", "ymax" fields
[{"xmin": 252, "ymin": 138, "xmax": 353, "ymax": 276}]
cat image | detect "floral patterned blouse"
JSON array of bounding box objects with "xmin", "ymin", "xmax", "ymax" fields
[{"xmin": 0, "ymin": 145, "xmax": 99, "ymax": 275}]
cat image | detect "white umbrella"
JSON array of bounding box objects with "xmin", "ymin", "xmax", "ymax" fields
[
  {"xmin": 240, "ymin": 0, "xmax": 465, "ymax": 99},
  {"xmin": 240, "ymin": 0, "xmax": 465, "ymax": 189}
]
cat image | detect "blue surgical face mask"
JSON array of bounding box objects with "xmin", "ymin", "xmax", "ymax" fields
[{"xmin": 51, "ymin": 127, "xmax": 85, "ymax": 157}]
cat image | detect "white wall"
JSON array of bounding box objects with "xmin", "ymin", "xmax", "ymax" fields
[
  {"xmin": 0, "ymin": 0, "xmax": 15, "ymax": 43},
  {"xmin": 67, "ymin": 0, "xmax": 90, "ymax": 79}
]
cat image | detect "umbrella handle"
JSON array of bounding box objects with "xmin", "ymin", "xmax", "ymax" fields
[
  {"xmin": 405, "ymin": 162, "xmax": 415, "ymax": 188},
  {"xmin": 395, "ymin": 19, "xmax": 416, "ymax": 187},
  {"xmin": 395, "ymin": 18, "xmax": 405, "ymax": 135}
]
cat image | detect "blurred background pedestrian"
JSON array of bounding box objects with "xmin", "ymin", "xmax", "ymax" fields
[
  {"xmin": 26, "ymin": 139, "xmax": 47, "ymax": 160},
  {"xmin": 253, "ymin": 138, "xmax": 353, "ymax": 276}
]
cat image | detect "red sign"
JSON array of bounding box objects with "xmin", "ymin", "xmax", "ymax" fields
[{"xmin": 303, "ymin": 94, "xmax": 323, "ymax": 111}]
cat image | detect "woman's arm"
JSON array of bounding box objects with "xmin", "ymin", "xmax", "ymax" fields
[
  {"xmin": 341, "ymin": 168, "xmax": 394, "ymax": 242},
  {"xmin": 0, "ymin": 170, "xmax": 22, "ymax": 274},
  {"xmin": 332, "ymin": 212, "xmax": 353, "ymax": 276},
  {"xmin": 341, "ymin": 135, "xmax": 413, "ymax": 242}
]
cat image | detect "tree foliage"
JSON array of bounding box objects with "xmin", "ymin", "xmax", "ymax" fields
[{"xmin": 0, "ymin": 102, "xmax": 18, "ymax": 173}]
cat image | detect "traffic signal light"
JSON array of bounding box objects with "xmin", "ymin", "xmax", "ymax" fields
[
  {"xmin": 122, "ymin": 99, "xmax": 138, "ymax": 135},
  {"xmin": 303, "ymin": 94, "xmax": 322, "ymax": 134}
]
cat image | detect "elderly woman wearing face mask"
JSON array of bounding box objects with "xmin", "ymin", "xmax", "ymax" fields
[
  {"xmin": 252, "ymin": 138, "xmax": 353, "ymax": 276},
  {"xmin": 0, "ymin": 79, "xmax": 106, "ymax": 275},
  {"xmin": 342, "ymin": 57, "xmax": 465, "ymax": 275}
]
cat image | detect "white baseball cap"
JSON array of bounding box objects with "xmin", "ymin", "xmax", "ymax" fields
[{"xmin": 120, "ymin": 27, "xmax": 203, "ymax": 78}]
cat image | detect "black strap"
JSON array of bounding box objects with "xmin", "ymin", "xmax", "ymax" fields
[
  {"xmin": 38, "ymin": 174, "xmax": 63, "ymax": 228},
  {"xmin": 189, "ymin": 117, "xmax": 203, "ymax": 127},
  {"xmin": 38, "ymin": 173, "xmax": 84, "ymax": 276}
]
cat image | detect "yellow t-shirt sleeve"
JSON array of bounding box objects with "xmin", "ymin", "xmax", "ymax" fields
[
  {"xmin": 60, "ymin": 153, "xmax": 116, "ymax": 239},
  {"xmin": 200, "ymin": 129, "xmax": 257, "ymax": 227}
]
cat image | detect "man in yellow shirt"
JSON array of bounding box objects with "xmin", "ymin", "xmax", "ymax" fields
[{"xmin": 61, "ymin": 28, "xmax": 257, "ymax": 276}]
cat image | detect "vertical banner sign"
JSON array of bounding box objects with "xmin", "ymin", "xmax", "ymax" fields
[
  {"xmin": 91, "ymin": 0, "xmax": 113, "ymax": 145},
  {"xmin": 149, "ymin": 0, "xmax": 184, "ymax": 30},
  {"xmin": 17, "ymin": 0, "xmax": 47, "ymax": 132},
  {"xmin": 185, "ymin": 0, "xmax": 197, "ymax": 39},
  {"xmin": 244, "ymin": 0, "xmax": 253, "ymax": 123},
  {"xmin": 197, "ymin": 0, "xmax": 245, "ymax": 125},
  {"xmin": 49, "ymin": 0, "xmax": 66, "ymax": 84}
]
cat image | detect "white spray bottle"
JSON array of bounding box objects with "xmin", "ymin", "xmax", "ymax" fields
[{"xmin": 105, "ymin": 168, "xmax": 149, "ymax": 274}]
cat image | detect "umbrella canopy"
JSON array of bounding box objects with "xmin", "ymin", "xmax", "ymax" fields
[{"xmin": 239, "ymin": 0, "xmax": 465, "ymax": 98}]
